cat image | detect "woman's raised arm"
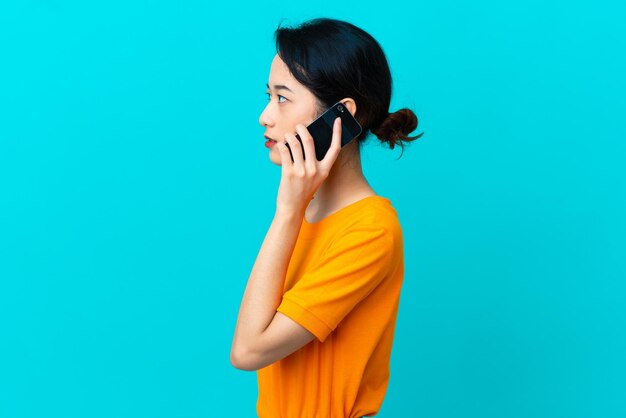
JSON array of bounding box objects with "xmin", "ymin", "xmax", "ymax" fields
[
  {"xmin": 230, "ymin": 209, "xmax": 315, "ymax": 371},
  {"xmin": 230, "ymin": 120, "xmax": 342, "ymax": 371}
]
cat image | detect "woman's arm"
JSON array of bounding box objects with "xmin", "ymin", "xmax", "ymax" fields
[
  {"xmin": 230, "ymin": 208, "xmax": 316, "ymax": 371},
  {"xmin": 230, "ymin": 119, "xmax": 342, "ymax": 371}
]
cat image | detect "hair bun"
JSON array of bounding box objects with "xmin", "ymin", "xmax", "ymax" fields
[{"xmin": 372, "ymin": 108, "xmax": 424, "ymax": 152}]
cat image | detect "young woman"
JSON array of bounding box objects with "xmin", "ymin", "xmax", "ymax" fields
[{"xmin": 231, "ymin": 17, "xmax": 423, "ymax": 418}]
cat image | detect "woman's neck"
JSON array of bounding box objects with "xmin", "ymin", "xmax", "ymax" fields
[{"xmin": 306, "ymin": 145, "xmax": 377, "ymax": 221}]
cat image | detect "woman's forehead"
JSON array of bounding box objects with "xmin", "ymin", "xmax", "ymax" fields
[
  {"xmin": 267, "ymin": 54, "xmax": 318, "ymax": 103},
  {"xmin": 269, "ymin": 55, "xmax": 294, "ymax": 83}
]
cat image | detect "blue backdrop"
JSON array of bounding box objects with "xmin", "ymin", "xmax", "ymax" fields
[{"xmin": 1, "ymin": 1, "xmax": 624, "ymax": 417}]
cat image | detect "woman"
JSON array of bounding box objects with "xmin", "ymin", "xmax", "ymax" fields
[{"xmin": 231, "ymin": 17, "xmax": 423, "ymax": 418}]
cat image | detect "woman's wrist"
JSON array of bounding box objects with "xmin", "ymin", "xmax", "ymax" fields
[{"xmin": 275, "ymin": 205, "xmax": 306, "ymax": 223}]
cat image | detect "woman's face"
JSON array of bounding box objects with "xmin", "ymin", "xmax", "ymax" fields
[{"xmin": 259, "ymin": 54, "xmax": 322, "ymax": 166}]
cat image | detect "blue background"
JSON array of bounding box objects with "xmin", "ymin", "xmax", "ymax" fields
[{"xmin": 1, "ymin": 1, "xmax": 625, "ymax": 417}]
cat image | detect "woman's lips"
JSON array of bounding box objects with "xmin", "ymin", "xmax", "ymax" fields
[{"xmin": 264, "ymin": 136, "xmax": 277, "ymax": 148}]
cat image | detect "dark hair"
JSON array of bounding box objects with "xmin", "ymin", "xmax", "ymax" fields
[{"xmin": 273, "ymin": 17, "xmax": 424, "ymax": 159}]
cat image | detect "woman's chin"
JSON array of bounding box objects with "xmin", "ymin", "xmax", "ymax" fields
[
  {"xmin": 269, "ymin": 152, "xmax": 282, "ymax": 166},
  {"xmin": 270, "ymin": 149, "xmax": 282, "ymax": 165}
]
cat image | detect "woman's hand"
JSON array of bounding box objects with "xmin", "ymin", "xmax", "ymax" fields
[{"xmin": 275, "ymin": 117, "xmax": 342, "ymax": 216}]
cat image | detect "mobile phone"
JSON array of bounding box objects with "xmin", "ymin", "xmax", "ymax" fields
[{"xmin": 285, "ymin": 101, "xmax": 363, "ymax": 162}]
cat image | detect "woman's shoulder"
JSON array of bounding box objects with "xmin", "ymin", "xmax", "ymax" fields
[
  {"xmin": 299, "ymin": 194, "xmax": 403, "ymax": 246},
  {"xmin": 331, "ymin": 195, "xmax": 402, "ymax": 242}
]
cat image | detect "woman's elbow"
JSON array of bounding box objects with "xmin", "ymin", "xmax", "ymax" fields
[{"xmin": 230, "ymin": 345, "xmax": 261, "ymax": 371}]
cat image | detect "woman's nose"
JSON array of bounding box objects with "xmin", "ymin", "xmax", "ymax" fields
[{"xmin": 259, "ymin": 105, "xmax": 274, "ymax": 128}]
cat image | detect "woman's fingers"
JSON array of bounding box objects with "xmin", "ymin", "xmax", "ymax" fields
[
  {"xmin": 294, "ymin": 124, "xmax": 317, "ymax": 168},
  {"xmin": 276, "ymin": 139, "xmax": 293, "ymax": 168},
  {"xmin": 284, "ymin": 132, "xmax": 304, "ymax": 167},
  {"xmin": 282, "ymin": 119, "xmax": 341, "ymax": 176}
]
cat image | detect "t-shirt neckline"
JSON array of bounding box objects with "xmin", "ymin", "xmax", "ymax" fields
[{"xmin": 300, "ymin": 195, "xmax": 391, "ymax": 236}]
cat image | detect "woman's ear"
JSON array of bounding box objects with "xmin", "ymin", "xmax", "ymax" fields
[{"xmin": 339, "ymin": 98, "xmax": 357, "ymax": 117}]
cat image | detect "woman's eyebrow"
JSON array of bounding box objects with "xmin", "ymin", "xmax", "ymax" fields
[{"xmin": 266, "ymin": 83, "xmax": 294, "ymax": 93}]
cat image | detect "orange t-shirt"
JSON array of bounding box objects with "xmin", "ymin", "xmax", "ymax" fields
[{"xmin": 256, "ymin": 195, "xmax": 405, "ymax": 418}]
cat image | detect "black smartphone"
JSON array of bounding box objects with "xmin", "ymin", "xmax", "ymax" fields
[{"xmin": 285, "ymin": 101, "xmax": 362, "ymax": 162}]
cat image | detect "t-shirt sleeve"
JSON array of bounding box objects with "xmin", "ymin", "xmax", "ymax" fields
[{"xmin": 276, "ymin": 225, "xmax": 394, "ymax": 342}]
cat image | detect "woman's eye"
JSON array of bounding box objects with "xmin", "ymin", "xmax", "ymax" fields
[{"xmin": 266, "ymin": 93, "xmax": 287, "ymax": 103}]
